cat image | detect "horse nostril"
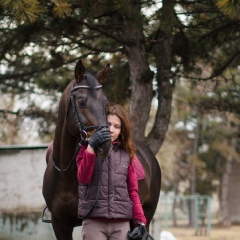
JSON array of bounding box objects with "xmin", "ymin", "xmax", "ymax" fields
[{"xmin": 98, "ymin": 146, "xmax": 103, "ymax": 152}]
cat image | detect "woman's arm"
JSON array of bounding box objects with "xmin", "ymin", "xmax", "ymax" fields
[
  {"xmin": 127, "ymin": 161, "xmax": 147, "ymax": 226},
  {"xmin": 76, "ymin": 144, "xmax": 96, "ymax": 184}
]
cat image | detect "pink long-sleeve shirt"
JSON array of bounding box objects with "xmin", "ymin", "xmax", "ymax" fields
[{"xmin": 76, "ymin": 144, "xmax": 147, "ymax": 225}]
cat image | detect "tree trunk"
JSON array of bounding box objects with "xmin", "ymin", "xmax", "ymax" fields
[
  {"xmin": 147, "ymin": 0, "xmax": 175, "ymax": 154},
  {"xmin": 189, "ymin": 109, "xmax": 202, "ymax": 226},
  {"xmin": 122, "ymin": 1, "xmax": 153, "ymax": 142},
  {"xmin": 220, "ymin": 137, "xmax": 237, "ymax": 226},
  {"xmin": 121, "ymin": 0, "xmax": 175, "ymax": 154}
]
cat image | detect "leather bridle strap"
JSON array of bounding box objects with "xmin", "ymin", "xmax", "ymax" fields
[
  {"xmin": 51, "ymin": 83, "xmax": 108, "ymax": 172},
  {"xmin": 70, "ymin": 84, "xmax": 107, "ymax": 132},
  {"xmin": 71, "ymin": 85, "xmax": 102, "ymax": 91}
]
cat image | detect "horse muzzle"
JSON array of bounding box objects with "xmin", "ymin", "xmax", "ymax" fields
[{"xmin": 95, "ymin": 140, "xmax": 112, "ymax": 158}]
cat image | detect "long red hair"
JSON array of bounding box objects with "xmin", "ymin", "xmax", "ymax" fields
[{"xmin": 108, "ymin": 104, "xmax": 136, "ymax": 161}]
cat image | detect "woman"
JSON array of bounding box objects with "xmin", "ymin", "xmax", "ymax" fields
[{"xmin": 76, "ymin": 104, "xmax": 146, "ymax": 240}]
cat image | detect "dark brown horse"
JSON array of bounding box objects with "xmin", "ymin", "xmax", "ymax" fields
[{"xmin": 42, "ymin": 59, "xmax": 161, "ymax": 240}]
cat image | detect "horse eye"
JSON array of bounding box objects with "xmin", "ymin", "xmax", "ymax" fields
[{"xmin": 77, "ymin": 97, "xmax": 86, "ymax": 108}]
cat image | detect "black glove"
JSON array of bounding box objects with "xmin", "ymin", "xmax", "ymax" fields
[
  {"xmin": 89, "ymin": 128, "xmax": 111, "ymax": 150},
  {"xmin": 127, "ymin": 223, "xmax": 155, "ymax": 240}
]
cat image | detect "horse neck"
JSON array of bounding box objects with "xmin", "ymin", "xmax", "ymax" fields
[
  {"xmin": 53, "ymin": 124, "xmax": 78, "ymax": 165},
  {"xmin": 52, "ymin": 92, "xmax": 79, "ymax": 166}
]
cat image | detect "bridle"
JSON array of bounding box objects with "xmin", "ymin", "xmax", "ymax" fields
[
  {"xmin": 52, "ymin": 83, "xmax": 109, "ymax": 172},
  {"xmin": 70, "ymin": 84, "xmax": 108, "ymax": 133}
]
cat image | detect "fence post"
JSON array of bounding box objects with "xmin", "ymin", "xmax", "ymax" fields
[
  {"xmin": 164, "ymin": 193, "xmax": 169, "ymax": 230},
  {"xmin": 194, "ymin": 194, "xmax": 199, "ymax": 235},
  {"xmin": 207, "ymin": 196, "xmax": 212, "ymax": 235}
]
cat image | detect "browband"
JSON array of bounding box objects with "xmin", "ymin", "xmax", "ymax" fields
[{"xmin": 71, "ymin": 85, "xmax": 102, "ymax": 93}]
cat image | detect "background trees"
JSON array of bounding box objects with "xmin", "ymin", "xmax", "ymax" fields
[{"xmin": 1, "ymin": 0, "xmax": 240, "ymax": 225}]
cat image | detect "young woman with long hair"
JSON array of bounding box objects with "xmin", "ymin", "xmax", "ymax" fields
[{"xmin": 76, "ymin": 104, "xmax": 146, "ymax": 240}]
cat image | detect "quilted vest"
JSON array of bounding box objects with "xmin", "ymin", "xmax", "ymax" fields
[{"xmin": 78, "ymin": 144, "xmax": 133, "ymax": 220}]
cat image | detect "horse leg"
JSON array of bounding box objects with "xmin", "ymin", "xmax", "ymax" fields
[{"xmin": 52, "ymin": 216, "xmax": 74, "ymax": 240}]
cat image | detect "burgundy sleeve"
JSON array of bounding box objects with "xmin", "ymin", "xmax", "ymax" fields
[
  {"xmin": 127, "ymin": 160, "xmax": 147, "ymax": 225},
  {"xmin": 76, "ymin": 144, "xmax": 96, "ymax": 184}
]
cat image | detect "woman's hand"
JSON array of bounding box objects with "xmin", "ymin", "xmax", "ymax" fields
[{"xmin": 89, "ymin": 127, "xmax": 111, "ymax": 151}]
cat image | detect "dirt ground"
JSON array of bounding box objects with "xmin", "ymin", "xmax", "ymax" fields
[{"xmin": 167, "ymin": 224, "xmax": 240, "ymax": 240}]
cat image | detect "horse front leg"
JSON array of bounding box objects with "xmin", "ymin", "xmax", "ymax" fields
[{"xmin": 52, "ymin": 216, "xmax": 74, "ymax": 240}]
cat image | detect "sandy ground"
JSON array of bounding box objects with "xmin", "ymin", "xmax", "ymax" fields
[
  {"xmin": 0, "ymin": 225, "xmax": 239, "ymax": 240},
  {"xmin": 167, "ymin": 225, "xmax": 240, "ymax": 240}
]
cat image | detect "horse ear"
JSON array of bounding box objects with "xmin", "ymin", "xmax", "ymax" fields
[
  {"xmin": 75, "ymin": 59, "xmax": 85, "ymax": 83},
  {"xmin": 96, "ymin": 63, "xmax": 110, "ymax": 84}
]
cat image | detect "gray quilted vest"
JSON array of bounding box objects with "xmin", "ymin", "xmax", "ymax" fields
[{"xmin": 78, "ymin": 144, "xmax": 133, "ymax": 220}]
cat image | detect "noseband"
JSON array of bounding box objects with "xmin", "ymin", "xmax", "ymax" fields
[{"xmin": 52, "ymin": 83, "xmax": 109, "ymax": 172}]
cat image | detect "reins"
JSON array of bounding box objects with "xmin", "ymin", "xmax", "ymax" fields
[
  {"xmin": 78, "ymin": 158, "xmax": 104, "ymax": 220},
  {"xmin": 51, "ymin": 140, "xmax": 83, "ymax": 172}
]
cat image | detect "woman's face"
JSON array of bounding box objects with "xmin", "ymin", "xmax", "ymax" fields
[{"xmin": 108, "ymin": 114, "xmax": 121, "ymax": 142}]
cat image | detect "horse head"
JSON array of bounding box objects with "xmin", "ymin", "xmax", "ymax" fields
[{"xmin": 66, "ymin": 59, "xmax": 112, "ymax": 158}]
